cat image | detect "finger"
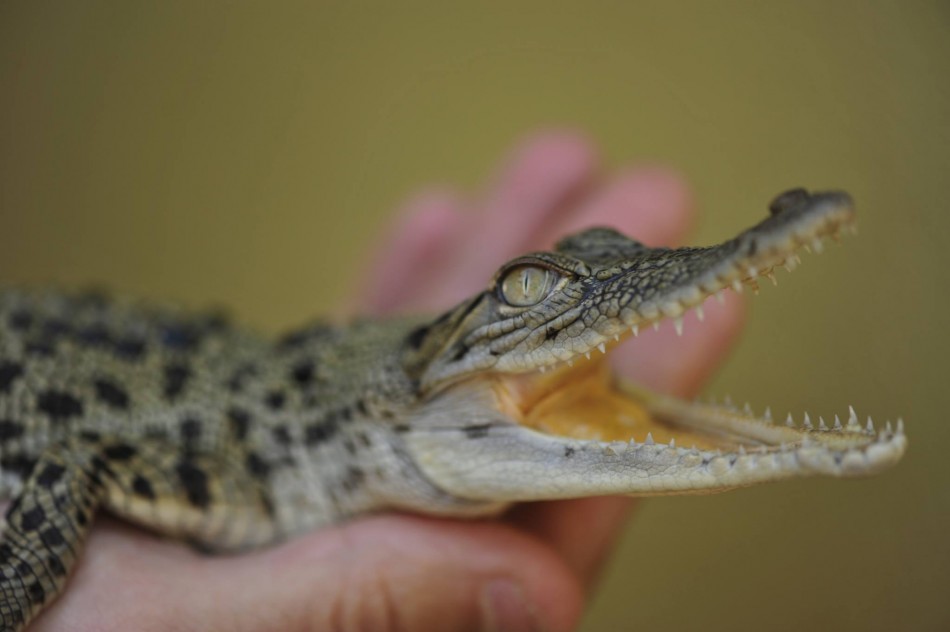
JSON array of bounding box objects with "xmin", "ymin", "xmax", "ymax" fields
[
  {"xmin": 506, "ymin": 496, "xmax": 635, "ymax": 592},
  {"xmin": 37, "ymin": 516, "xmax": 585, "ymax": 632},
  {"xmin": 357, "ymin": 188, "xmax": 466, "ymax": 314}
]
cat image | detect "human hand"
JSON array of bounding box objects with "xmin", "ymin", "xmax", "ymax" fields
[{"xmin": 34, "ymin": 132, "xmax": 743, "ymax": 631}]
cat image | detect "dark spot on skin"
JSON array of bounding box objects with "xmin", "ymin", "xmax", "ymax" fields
[
  {"xmin": 79, "ymin": 430, "xmax": 101, "ymax": 442},
  {"xmin": 463, "ymin": 424, "xmax": 491, "ymax": 439},
  {"xmin": 0, "ymin": 361, "xmax": 24, "ymax": 393},
  {"xmin": 103, "ymin": 443, "xmax": 137, "ymax": 461},
  {"xmin": 406, "ymin": 325, "xmax": 430, "ymax": 350},
  {"xmin": 265, "ymin": 390, "xmax": 286, "ymax": 410},
  {"xmin": 564, "ymin": 446, "xmax": 575, "ymax": 458},
  {"xmin": 355, "ymin": 399, "xmax": 368, "ymax": 416},
  {"xmin": 0, "ymin": 544, "xmax": 11, "ymax": 564},
  {"xmin": 271, "ymin": 426, "xmax": 291, "ymax": 445},
  {"xmin": 25, "ymin": 341, "xmax": 55, "ymax": 356},
  {"xmin": 451, "ymin": 343, "xmax": 470, "ymax": 362},
  {"xmin": 305, "ymin": 419, "xmax": 339, "ymax": 446},
  {"xmin": 27, "ymin": 582, "xmax": 46, "ymax": 604},
  {"xmin": 77, "ymin": 324, "xmax": 112, "ymax": 348},
  {"xmin": 75, "ymin": 508, "xmax": 88, "ymax": 526},
  {"xmin": 37, "ymin": 390, "xmax": 84, "ymax": 421},
  {"xmin": 41, "ymin": 319, "xmax": 71, "ymax": 339},
  {"xmin": 90, "ymin": 456, "xmax": 115, "ymax": 477},
  {"xmin": 132, "ymin": 475, "xmax": 156, "ymax": 500},
  {"xmin": 291, "ymin": 360, "xmax": 315, "ymax": 388},
  {"xmin": 47, "ymin": 555, "xmax": 66, "ymax": 577},
  {"xmin": 114, "ymin": 337, "xmax": 147, "ymax": 361},
  {"xmin": 393, "ymin": 424, "xmax": 410, "ymax": 433},
  {"xmin": 180, "ymin": 418, "xmax": 202, "ymax": 443},
  {"xmin": 227, "ymin": 408, "xmax": 251, "ymax": 440},
  {"xmin": 226, "ymin": 363, "xmax": 257, "ymax": 392},
  {"xmin": 94, "ymin": 379, "xmax": 130, "ymax": 409},
  {"xmin": 341, "ymin": 466, "xmax": 365, "ymax": 493},
  {"xmin": 20, "ymin": 506, "xmax": 46, "ymax": 531},
  {"xmin": 9, "ymin": 311, "xmax": 32, "ymax": 330},
  {"xmin": 768, "ymin": 188, "xmax": 809, "ymax": 215},
  {"xmin": 0, "ymin": 419, "xmax": 24, "ymax": 441},
  {"xmin": 176, "ymin": 461, "xmax": 211, "ymax": 509},
  {"xmin": 160, "ymin": 324, "xmax": 200, "ymax": 351},
  {"xmin": 1, "ymin": 455, "xmax": 37, "ymax": 477},
  {"xmin": 245, "ymin": 452, "xmax": 270, "ymax": 479},
  {"xmin": 36, "ymin": 463, "xmax": 66, "ymax": 488},
  {"xmin": 276, "ymin": 323, "xmax": 334, "ymax": 352},
  {"xmin": 40, "ymin": 526, "xmax": 64, "ymax": 548},
  {"xmin": 163, "ymin": 363, "xmax": 191, "ymax": 399},
  {"xmin": 545, "ymin": 328, "xmax": 559, "ymax": 341},
  {"xmin": 16, "ymin": 560, "xmax": 31, "ymax": 577}
]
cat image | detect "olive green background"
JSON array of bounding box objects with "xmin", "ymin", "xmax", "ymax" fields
[{"xmin": 1, "ymin": 2, "xmax": 946, "ymax": 630}]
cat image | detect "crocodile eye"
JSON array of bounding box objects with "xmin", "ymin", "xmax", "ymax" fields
[{"xmin": 499, "ymin": 265, "xmax": 554, "ymax": 307}]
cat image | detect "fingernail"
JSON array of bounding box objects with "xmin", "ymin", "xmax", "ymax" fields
[{"xmin": 480, "ymin": 579, "xmax": 541, "ymax": 632}]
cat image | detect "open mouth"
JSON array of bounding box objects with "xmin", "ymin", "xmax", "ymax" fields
[{"xmin": 489, "ymin": 191, "xmax": 906, "ymax": 479}]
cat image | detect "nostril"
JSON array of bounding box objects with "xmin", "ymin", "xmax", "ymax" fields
[{"xmin": 768, "ymin": 188, "xmax": 810, "ymax": 215}]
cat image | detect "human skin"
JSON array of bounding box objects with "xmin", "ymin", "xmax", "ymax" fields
[{"xmin": 28, "ymin": 131, "xmax": 743, "ymax": 632}]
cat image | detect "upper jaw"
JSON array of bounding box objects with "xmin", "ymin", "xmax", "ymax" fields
[{"xmin": 493, "ymin": 189, "xmax": 857, "ymax": 374}]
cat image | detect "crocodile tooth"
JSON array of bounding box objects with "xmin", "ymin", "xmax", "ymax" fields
[
  {"xmin": 897, "ymin": 418, "xmax": 905, "ymax": 434},
  {"xmin": 584, "ymin": 351, "xmax": 591, "ymax": 360},
  {"xmin": 743, "ymin": 402, "xmax": 753, "ymax": 416},
  {"xmin": 613, "ymin": 334, "xmax": 620, "ymax": 342},
  {"xmin": 748, "ymin": 279, "xmax": 760, "ymax": 295},
  {"xmin": 812, "ymin": 237, "xmax": 824, "ymax": 253},
  {"xmin": 847, "ymin": 405, "xmax": 860, "ymax": 428},
  {"xmin": 785, "ymin": 413, "xmax": 795, "ymax": 427},
  {"xmin": 653, "ymin": 322, "xmax": 660, "ymax": 332},
  {"xmin": 732, "ymin": 280, "xmax": 743, "ymax": 293},
  {"xmin": 645, "ymin": 432, "xmax": 655, "ymax": 445},
  {"xmin": 738, "ymin": 445, "xmax": 746, "ymax": 455},
  {"xmin": 597, "ymin": 342, "xmax": 606, "ymax": 354},
  {"xmin": 747, "ymin": 266, "xmax": 759, "ymax": 278},
  {"xmin": 674, "ymin": 317, "xmax": 684, "ymax": 336},
  {"xmin": 566, "ymin": 359, "xmax": 574, "ymax": 367},
  {"xmin": 803, "ymin": 412, "xmax": 813, "ymax": 430},
  {"xmin": 833, "ymin": 415, "xmax": 842, "ymax": 430},
  {"xmin": 885, "ymin": 420, "xmax": 893, "ymax": 434},
  {"xmin": 695, "ymin": 304, "xmax": 705, "ymax": 321},
  {"xmin": 631, "ymin": 325, "xmax": 639, "ymax": 337},
  {"xmin": 668, "ymin": 438, "xmax": 676, "ymax": 449},
  {"xmin": 766, "ymin": 272, "xmax": 778, "ymax": 286},
  {"xmin": 715, "ymin": 291, "xmax": 726, "ymax": 304},
  {"xmin": 539, "ymin": 365, "xmax": 547, "ymax": 373},
  {"xmin": 764, "ymin": 406, "xmax": 772, "ymax": 422},
  {"xmin": 819, "ymin": 417, "xmax": 828, "ymax": 431},
  {"xmin": 866, "ymin": 416, "xmax": 874, "ymax": 432}
]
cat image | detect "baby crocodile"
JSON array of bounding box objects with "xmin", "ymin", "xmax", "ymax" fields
[{"xmin": 0, "ymin": 188, "xmax": 906, "ymax": 630}]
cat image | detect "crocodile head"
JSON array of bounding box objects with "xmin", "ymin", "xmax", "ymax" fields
[{"xmin": 399, "ymin": 189, "xmax": 906, "ymax": 504}]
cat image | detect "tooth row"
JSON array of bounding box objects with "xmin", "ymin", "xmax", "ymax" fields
[{"xmin": 703, "ymin": 398, "xmax": 904, "ymax": 437}]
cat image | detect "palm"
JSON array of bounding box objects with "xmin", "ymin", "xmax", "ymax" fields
[{"xmin": 33, "ymin": 132, "xmax": 743, "ymax": 632}]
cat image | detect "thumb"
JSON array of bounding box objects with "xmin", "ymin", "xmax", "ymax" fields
[{"xmin": 210, "ymin": 515, "xmax": 584, "ymax": 632}]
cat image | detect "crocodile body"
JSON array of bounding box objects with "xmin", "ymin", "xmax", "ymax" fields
[{"xmin": 0, "ymin": 189, "xmax": 906, "ymax": 629}]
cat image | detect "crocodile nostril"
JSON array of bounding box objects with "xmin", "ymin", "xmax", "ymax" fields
[{"xmin": 768, "ymin": 188, "xmax": 810, "ymax": 215}]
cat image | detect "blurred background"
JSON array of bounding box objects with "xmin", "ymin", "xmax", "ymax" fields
[{"xmin": 0, "ymin": 2, "xmax": 946, "ymax": 630}]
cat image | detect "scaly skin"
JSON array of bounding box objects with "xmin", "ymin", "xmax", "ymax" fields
[{"xmin": 0, "ymin": 188, "xmax": 905, "ymax": 630}]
